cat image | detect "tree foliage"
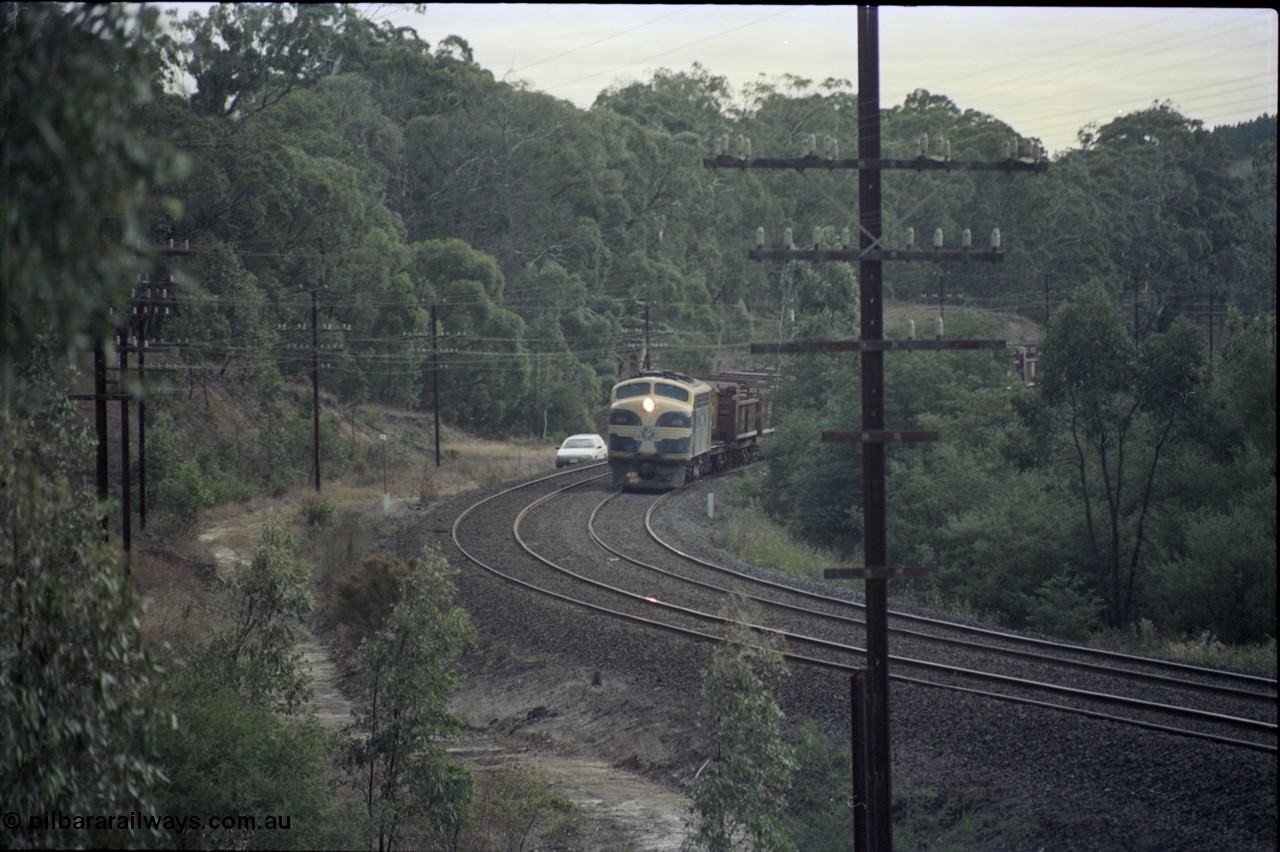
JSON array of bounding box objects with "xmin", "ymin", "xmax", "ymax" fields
[
  {"xmin": 687, "ymin": 597, "xmax": 797, "ymax": 852},
  {"xmin": 201, "ymin": 521, "xmax": 316, "ymax": 714},
  {"xmin": 342, "ymin": 548, "xmax": 476, "ymax": 851},
  {"xmin": 1035, "ymin": 284, "xmax": 1206, "ymax": 627},
  {"xmin": 153, "ymin": 674, "xmax": 359, "ymax": 850},
  {"xmin": 1, "ymin": 2, "xmax": 187, "ymax": 410},
  {"xmin": 2, "ymin": 376, "xmax": 168, "ymax": 849}
]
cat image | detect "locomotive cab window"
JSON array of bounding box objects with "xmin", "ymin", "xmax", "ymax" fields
[
  {"xmin": 653, "ymin": 382, "xmax": 689, "ymax": 402},
  {"xmin": 615, "ymin": 382, "xmax": 650, "ymax": 400}
]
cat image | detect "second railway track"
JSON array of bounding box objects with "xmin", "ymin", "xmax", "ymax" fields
[{"xmin": 442, "ymin": 464, "xmax": 1277, "ymax": 850}]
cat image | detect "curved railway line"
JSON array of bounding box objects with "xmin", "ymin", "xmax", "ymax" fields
[
  {"xmin": 443, "ymin": 462, "xmax": 1277, "ymax": 848},
  {"xmin": 451, "ymin": 464, "xmax": 1275, "ymax": 753}
]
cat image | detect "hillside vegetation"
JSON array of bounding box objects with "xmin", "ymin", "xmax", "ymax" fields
[{"xmin": 2, "ymin": 4, "xmax": 1274, "ymax": 848}]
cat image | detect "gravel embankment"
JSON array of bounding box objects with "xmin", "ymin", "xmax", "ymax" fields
[{"xmin": 396, "ymin": 473, "xmax": 1277, "ymax": 851}]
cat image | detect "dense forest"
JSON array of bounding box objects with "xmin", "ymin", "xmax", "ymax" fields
[
  {"xmin": 6, "ymin": 0, "xmax": 1275, "ymax": 647},
  {"xmin": 2, "ymin": 4, "xmax": 1275, "ymax": 847},
  {"xmin": 124, "ymin": 3, "xmax": 1274, "ymax": 644}
]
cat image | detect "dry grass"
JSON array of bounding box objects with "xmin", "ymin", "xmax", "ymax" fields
[
  {"xmin": 130, "ymin": 547, "xmax": 223, "ymax": 659},
  {"xmin": 132, "ymin": 404, "xmax": 560, "ymax": 650}
]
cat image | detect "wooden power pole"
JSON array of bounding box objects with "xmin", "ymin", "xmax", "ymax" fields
[{"xmin": 705, "ymin": 7, "xmax": 1047, "ymax": 848}]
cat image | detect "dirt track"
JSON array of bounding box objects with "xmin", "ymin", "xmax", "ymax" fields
[{"xmin": 195, "ymin": 493, "xmax": 694, "ymax": 850}]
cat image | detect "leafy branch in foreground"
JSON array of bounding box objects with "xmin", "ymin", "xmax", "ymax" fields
[
  {"xmin": 342, "ymin": 548, "xmax": 476, "ymax": 851},
  {"xmin": 686, "ymin": 594, "xmax": 796, "ymax": 852}
]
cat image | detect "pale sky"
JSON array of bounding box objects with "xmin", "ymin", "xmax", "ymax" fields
[
  {"xmin": 161, "ymin": 4, "xmax": 1277, "ymax": 156},
  {"xmin": 365, "ymin": 4, "xmax": 1277, "ymax": 155}
]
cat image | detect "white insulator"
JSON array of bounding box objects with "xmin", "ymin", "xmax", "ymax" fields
[
  {"xmin": 784, "ymin": 227, "xmax": 794, "ymax": 249},
  {"xmin": 755, "ymin": 227, "xmax": 765, "ymax": 249},
  {"xmin": 991, "ymin": 228, "xmax": 1002, "ymax": 251},
  {"xmin": 735, "ymin": 134, "xmax": 745, "ymax": 158},
  {"xmin": 933, "ymin": 228, "xmax": 944, "ymax": 249},
  {"xmin": 905, "ymin": 227, "xmax": 915, "ymax": 250},
  {"xmin": 906, "ymin": 319, "xmax": 916, "ymax": 340},
  {"xmin": 943, "ymin": 139, "xmax": 951, "ymax": 160},
  {"xmin": 1003, "ymin": 139, "xmax": 1012, "ymax": 160},
  {"xmin": 813, "ymin": 226, "xmax": 822, "ymax": 249},
  {"xmin": 912, "ymin": 136, "xmax": 922, "ymax": 158},
  {"xmin": 841, "ymin": 226, "xmax": 851, "ymax": 248},
  {"xmin": 962, "ymin": 228, "xmax": 972, "ymax": 249},
  {"xmin": 742, "ymin": 137, "xmax": 751, "ymax": 159},
  {"xmin": 712, "ymin": 137, "xmax": 722, "ymax": 156},
  {"xmin": 920, "ymin": 133, "xmax": 928, "ymax": 157},
  {"xmin": 935, "ymin": 317, "xmax": 945, "ymax": 339}
]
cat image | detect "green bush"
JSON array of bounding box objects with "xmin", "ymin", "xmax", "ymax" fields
[
  {"xmin": 297, "ymin": 495, "xmax": 336, "ymax": 528},
  {"xmin": 1025, "ymin": 574, "xmax": 1103, "ymax": 642},
  {"xmin": 1147, "ymin": 481, "xmax": 1277, "ymax": 644},
  {"xmin": 155, "ymin": 456, "xmax": 215, "ymax": 530},
  {"xmin": 154, "ymin": 673, "xmax": 361, "ymax": 850},
  {"xmin": 327, "ymin": 555, "xmax": 409, "ymax": 653}
]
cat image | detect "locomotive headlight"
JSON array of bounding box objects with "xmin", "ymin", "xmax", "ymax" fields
[{"xmin": 642, "ymin": 397, "xmax": 655, "ymax": 413}]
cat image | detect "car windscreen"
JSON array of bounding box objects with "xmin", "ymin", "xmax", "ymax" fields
[{"xmin": 563, "ymin": 438, "xmax": 595, "ymax": 448}]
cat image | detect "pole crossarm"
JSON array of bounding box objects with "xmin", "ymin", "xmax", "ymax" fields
[
  {"xmin": 704, "ymin": 155, "xmax": 1048, "ymax": 173},
  {"xmin": 753, "ymin": 339, "xmax": 1006, "ymax": 354},
  {"xmin": 748, "ymin": 248, "xmax": 1005, "ymax": 263}
]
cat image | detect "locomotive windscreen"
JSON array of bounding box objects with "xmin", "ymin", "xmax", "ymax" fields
[{"xmin": 653, "ymin": 382, "xmax": 690, "ymax": 402}]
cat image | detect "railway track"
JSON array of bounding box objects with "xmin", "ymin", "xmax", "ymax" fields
[
  {"xmin": 442, "ymin": 465, "xmax": 1280, "ymax": 849},
  {"xmin": 450, "ymin": 465, "xmax": 1275, "ymax": 755}
]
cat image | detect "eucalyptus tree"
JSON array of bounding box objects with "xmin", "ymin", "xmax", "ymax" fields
[
  {"xmin": 688, "ymin": 598, "xmax": 797, "ymax": 852},
  {"xmin": 1041, "ymin": 105, "xmax": 1250, "ymax": 335},
  {"xmin": 343, "ymin": 549, "xmax": 476, "ymax": 852},
  {"xmin": 1139, "ymin": 310, "xmax": 1276, "ymax": 643},
  {"xmin": 1033, "ymin": 283, "xmax": 1206, "ymax": 628},
  {"xmin": 509, "ymin": 259, "xmax": 622, "ymax": 432},
  {"xmin": 409, "ymin": 238, "xmax": 530, "ymax": 435},
  {"xmin": 164, "ymin": 3, "xmax": 354, "ymax": 123},
  {"xmin": 595, "ymin": 63, "xmax": 733, "ymax": 135}
]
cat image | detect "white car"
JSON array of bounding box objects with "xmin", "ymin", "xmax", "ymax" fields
[{"xmin": 556, "ymin": 433, "xmax": 607, "ymax": 468}]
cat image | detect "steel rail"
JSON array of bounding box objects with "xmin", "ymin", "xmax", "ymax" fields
[
  {"xmin": 646, "ymin": 487, "xmax": 1278, "ymax": 696},
  {"xmin": 583, "ymin": 491, "xmax": 1276, "ymax": 706},
  {"xmin": 450, "ymin": 473, "xmax": 1275, "ymax": 752}
]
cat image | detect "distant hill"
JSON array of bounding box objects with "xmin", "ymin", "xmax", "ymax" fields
[{"xmin": 1212, "ymin": 114, "xmax": 1276, "ymax": 156}]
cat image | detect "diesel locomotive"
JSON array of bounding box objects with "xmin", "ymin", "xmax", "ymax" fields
[{"xmin": 607, "ymin": 370, "xmax": 769, "ymax": 490}]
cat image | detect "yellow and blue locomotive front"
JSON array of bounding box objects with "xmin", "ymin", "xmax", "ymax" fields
[{"xmin": 607, "ymin": 373, "xmax": 713, "ymax": 489}]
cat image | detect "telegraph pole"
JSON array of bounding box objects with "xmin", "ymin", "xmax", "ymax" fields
[
  {"xmin": 311, "ymin": 287, "xmax": 321, "ymax": 491},
  {"xmin": 432, "ymin": 301, "xmax": 442, "ymax": 467},
  {"xmin": 855, "ymin": 12, "xmax": 892, "ymax": 846},
  {"xmin": 706, "ymin": 7, "xmax": 1046, "ymax": 848},
  {"xmin": 643, "ymin": 302, "xmax": 652, "ymax": 371}
]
